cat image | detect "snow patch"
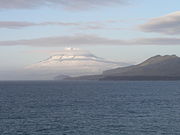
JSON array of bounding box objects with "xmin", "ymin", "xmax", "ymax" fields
[{"xmin": 25, "ymin": 48, "xmax": 130, "ymax": 79}]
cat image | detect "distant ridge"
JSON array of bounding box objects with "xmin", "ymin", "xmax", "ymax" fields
[{"xmin": 64, "ymin": 55, "xmax": 180, "ymax": 81}]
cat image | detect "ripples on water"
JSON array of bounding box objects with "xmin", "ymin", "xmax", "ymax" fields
[{"xmin": 0, "ymin": 81, "xmax": 180, "ymax": 135}]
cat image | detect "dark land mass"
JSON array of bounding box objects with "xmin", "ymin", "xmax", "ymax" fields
[{"xmin": 60, "ymin": 55, "xmax": 180, "ymax": 81}]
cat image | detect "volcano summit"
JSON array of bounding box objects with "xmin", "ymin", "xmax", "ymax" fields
[{"xmin": 26, "ymin": 48, "xmax": 129, "ymax": 80}]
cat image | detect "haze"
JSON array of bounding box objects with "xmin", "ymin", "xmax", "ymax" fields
[{"xmin": 0, "ymin": 0, "xmax": 180, "ymax": 80}]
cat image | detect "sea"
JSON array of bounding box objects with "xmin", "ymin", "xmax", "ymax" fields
[{"xmin": 0, "ymin": 81, "xmax": 180, "ymax": 135}]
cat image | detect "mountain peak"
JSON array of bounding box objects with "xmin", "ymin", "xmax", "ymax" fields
[
  {"xmin": 26, "ymin": 48, "xmax": 130, "ymax": 79},
  {"xmin": 64, "ymin": 47, "xmax": 80, "ymax": 51},
  {"xmin": 48, "ymin": 48, "xmax": 98, "ymax": 61},
  {"xmin": 139, "ymin": 55, "xmax": 179, "ymax": 66},
  {"xmin": 101, "ymin": 54, "xmax": 180, "ymax": 81},
  {"xmin": 153, "ymin": 55, "xmax": 178, "ymax": 58}
]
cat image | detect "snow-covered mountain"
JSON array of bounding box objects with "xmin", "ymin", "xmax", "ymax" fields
[{"xmin": 26, "ymin": 48, "xmax": 130, "ymax": 80}]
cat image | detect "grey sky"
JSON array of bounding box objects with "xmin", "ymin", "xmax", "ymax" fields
[
  {"xmin": 0, "ymin": 0, "xmax": 128, "ymax": 10},
  {"xmin": 0, "ymin": 34, "xmax": 180, "ymax": 46},
  {"xmin": 139, "ymin": 11, "xmax": 180, "ymax": 35}
]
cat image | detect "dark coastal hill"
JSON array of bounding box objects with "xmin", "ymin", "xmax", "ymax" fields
[
  {"xmin": 102, "ymin": 55, "xmax": 180, "ymax": 80},
  {"xmin": 62, "ymin": 55, "xmax": 180, "ymax": 81}
]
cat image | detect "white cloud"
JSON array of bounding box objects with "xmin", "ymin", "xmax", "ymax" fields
[
  {"xmin": 0, "ymin": 34, "xmax": 180, "ymax": 46},
  {"xmin": 0, "ymin": 0, "xmax": 128, "ymax": 10},
  {"xmin": 0, "ymin": 21, "xmax": 110, "ymax": 30},
  {"xmin": 139, "ymin": 11, "xmax": 180, "ymax": 35},
  {"xmin": 0, "ymin": 21, "xmax": 80, "ymax": 29}
]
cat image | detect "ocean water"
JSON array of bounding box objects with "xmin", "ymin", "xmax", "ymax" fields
[{"xmin": 0, "ymin": 81, "xmax": 180, "ymax": 135}]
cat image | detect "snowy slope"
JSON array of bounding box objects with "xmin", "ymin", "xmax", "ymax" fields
[{"xmin": 26, "ymin": 48, "xmax": 129, "ymax": 79}]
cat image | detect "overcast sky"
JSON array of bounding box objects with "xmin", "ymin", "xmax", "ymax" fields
[{"xmin": 0, "ymin": 0, "xmax": 180, "ymax": 70}]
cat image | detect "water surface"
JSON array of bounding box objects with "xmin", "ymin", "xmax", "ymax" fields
[{"xmin": 0, "ymin": 81, "xmax": 180, "ymax": 135}]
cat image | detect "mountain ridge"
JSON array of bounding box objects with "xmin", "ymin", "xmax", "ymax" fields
[
  {"xmin": 64, "ymin": 55, "xmax": 180, "ymax": 81},
  {"xmin": 103, "ymin": 55, "xmax": 180, "ymax": 77}
]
